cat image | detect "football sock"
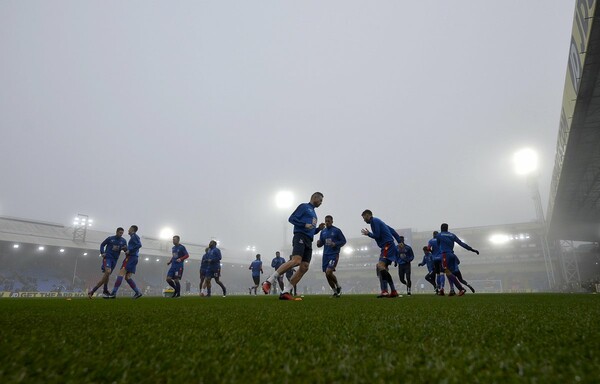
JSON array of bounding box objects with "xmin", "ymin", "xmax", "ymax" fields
[
  {"xmin": 174, "ymin": 281, "xmax": 181, "ymax": 294},
  {"xmin": 112, "ymin": 276, "xmax": 124, "ymax": 294},
  {"xmin": 167, "ymin": 280, "xmax": 176, "ymax": 289},
  {"xmin": 126, "ymin": 278, "xmax": 141, "ymax": 294}
]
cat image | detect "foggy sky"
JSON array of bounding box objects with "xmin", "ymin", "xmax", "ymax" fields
[{"xmin": 0, "ymin": 1, "xmax": 575, "ymax": 256}]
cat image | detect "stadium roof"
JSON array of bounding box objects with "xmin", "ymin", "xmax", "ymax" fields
[
  {"xmin": 547, "ymin": 1, "xmax": 600, "ymax": 241},
  {"xmin": 0, "ymin": 216, "xmax": 209, "ymax": 259}
]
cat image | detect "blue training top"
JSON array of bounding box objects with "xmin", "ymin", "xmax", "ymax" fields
[
  {"xmin": 288, "ymin": 202, "xmax": 321, "ymax": 237},
  {"xmin": 100, "ymin": 235, "xmax": 127, "ymax": 259},
  {"xmin": 249, "ymin": 260, "xmax": 262, "ymax": 277},
  {"xmin": 319, "ymin": 225, "xmax": 347, "ymax": 256},
  {"xmin": 127, "ymin": 233, "xmax": 142, "ymax": 257}
]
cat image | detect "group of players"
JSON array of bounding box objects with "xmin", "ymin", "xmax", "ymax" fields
[
  {"xmin": 88, "ymin": 191, "xmax": 479, "ymax": 300},
  {"xmin": 260, "ymin": 192, "xmax": 480, "ymax": 300}
]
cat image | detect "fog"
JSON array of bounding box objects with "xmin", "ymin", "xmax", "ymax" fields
[{"xmin": 0, "ymin": 1, "xmax": 575, "ymax": 255}]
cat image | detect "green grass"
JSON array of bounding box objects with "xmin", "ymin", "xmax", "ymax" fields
[{"xmin": 0, "ymin": 294, "xmax": 599, "ymax": 383}]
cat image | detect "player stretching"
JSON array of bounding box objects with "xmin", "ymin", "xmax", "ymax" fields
[
  {"xmin": 361, "ymin": 210, "xmax": 400, "ymax": 298},
  {"xmin": 428, "ymin": 231, "xmax": 445, "ymax": 295},
  {"xmin": 270, "ymin": 251, "xmax": 286, "ymax": 294},
  {"xmin": 437, "ymin": 223, "xmax": 479, "ymax": 296},
  {"xmin": 316, "ymin": 215, "xmax": 346, "ymax": 298},
  {"xmin": 107, "ymin": 225, "xmax": 143, "ymax": 299},
  {"xmin": 88, "ymin": 227, "xmax": 127, "ymax": 298},
  {"xmin": 166, "ymin": 235, "xmax": 189, "ymax": 298},
  {"xmin": 418, "ymin": 246, "xmax": 437, "ymax": 293},
  {"xmin": 262, "ymin": 192, "xmax": 325, "ymax": 300},
  {"xmin": 248, "ymin": 254, "xmax": 263, "ymax": 295},
  {"xmin": 201, "ymin": 240, "xmax": 227, "ymax": 297},
  {"xmin": 395, "ymin": 236, "xmax": 414, "ymax": 296}
]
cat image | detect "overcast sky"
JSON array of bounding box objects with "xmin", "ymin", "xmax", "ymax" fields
[{"xmin": 0, "ymin": 1, "xmax": 576, "ymax": 256}]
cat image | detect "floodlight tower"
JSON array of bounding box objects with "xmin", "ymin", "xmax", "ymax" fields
[
  {"xmin": 513, "ymin": 148, "xmax": 556, "ymax": 289},
  {"xmin": 72, "ymin": 214, "xmax": 92, "ymax": 243},
  {"xmin": 275, "ymin": 191, "xmax": 294, "ymax": 250}
]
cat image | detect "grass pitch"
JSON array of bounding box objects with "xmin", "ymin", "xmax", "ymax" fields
[{"xmin": 0, "ymin": 293, "xmax": 599, "ymax": 383}]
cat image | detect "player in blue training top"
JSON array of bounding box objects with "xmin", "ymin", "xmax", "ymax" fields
[
  {"xmin": 201, "ymin": 240, "xmax": 227, "ymax": 297},
  {"xmin": 395, "ymin": 236, "xmax": 415, "ymax": 296},
  {"xmin": 88, "ymin": 227, "xmax": 127, "ymax": 298},
  {"xmin": 248, "ymin": 254, "xmax": 263, "ymax": 295},
  {"xmin": 418, "ymin": 246, "xmax": 437, "ymax": 293},
  {"xmin": 107, "ymin": 225, "xmax": 143, "ymax": 299},
  {"xmin": 361, "ymin": 210, "xmax": 401, "ymax": 298},
  {"xmin": 428, "ymin": 231, "xmax": 445, "ymax": 295},
  {"xmin": 166, "ymin": 235, "xmax": 189, "ymax": 298},
  {"xmin": 199, "ymin": 247, "xmax": 211, "ymax": 297},
  {"xmin": 437, "ymin": 223, "xmax": 479, "ymax": 296},
  {"xmin": 271, "ymin": 251, "xmax": 286, "ymax": 294},
  {"xmin": 317, "ymin": 215, "xmax": 346, "ymax": 298},
  {"xmin": 450, "ymin": 255, "xmax": 475, "ymax": 294},
  {"xmin": 263, "ymin": 192, "xmax": 325, "ymax": 300}
]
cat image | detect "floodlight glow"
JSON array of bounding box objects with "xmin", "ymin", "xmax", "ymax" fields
[
  {"xmin": 83, "ymin": 252, "xmax": 88, "ymax": 256},
  {"xmin": 513, "ymin": 148, "xmax": 538, "ymax": 176},
  {"xmin": 88, "ymin": 219, "xmax": 93, "ymax": 224},
  {"xmin": 13, "ymin": 244, "xmax": 19, "ymax": 249},
  {"xmin": 156, "ymin": 259, "xmax": 160, "ymax": 262},
  {"xmin": 38, "ymin": 246, "xmax": 45, "ymax": 251},
  {"xmin": 159, "ymin": 227, "xmax": 174, "ymax": 240},
  {"xmin": 489, "ymin": 234, "xmax": 510, "ymax": 245},
  {"xmin": 343, "ymin": 247, "xmax": 354, "ymax": 255},
  {"xmin": 275, "ymin": 191, "xmax": 294, "ymax": 209},
  {"xmin": 145, "ymin": 257, "xmax": 149, "ymax": 261},
  {"xmin": 59, "ymin": 249, "xmax": 65, "ymax": 253}
]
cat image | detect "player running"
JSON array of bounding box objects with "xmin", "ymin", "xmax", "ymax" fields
[
  {"xmin": 316, "ymin": 215, "xmax": 346, "ymax": 298},
  {"xmin": 270, "ymin": 251, "xmax": 286, "ymax": 294},
  {"xmin": 107, "ymin": 225, "xmax": 143, "ymax": 299},
  {"xmin": 262, "ymin": 192, "xmax": 325, "ymax": 300},
  {"xmin": 418, "ymin": 246, "xmax": 437, "ymax": 293},
  {"xmin": 360, "ymin": 210, "xmax": 400, "ymax": 298},
  {"xmin": 248, "ymin": 254, "xmax": 263, "ymax": 295},
  {"xmin": 166, "ymin": 235, "xmax": 189, "ymax": 298},
  {"xmin": 395, "ymin": 236, "xmax": 414, "ymax": 296},
  {"xmin": 437, "ymin": 223, "xmax": 480, "ymax": 296},
  {"xmin": 88, "ymin": 227, "xmax": 127, "ymax": 298}
]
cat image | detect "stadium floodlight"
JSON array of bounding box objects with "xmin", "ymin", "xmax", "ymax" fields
[
  {"xmin": 83, "ymin": 252, "xmax": 88, "ymax": 256},
  {"xmin": 275, "ymin": 191, "xmax": 294, "ymax": 209},
  {"xmin": 159, "ymin": 227, "xmax": 174, "ymax": 240},
  {"xmin": 513, "ymin": 148, "xmax": 538, "ymax": 176},
  {"xmin": 38, "ymin": 246, "xmax": 45, "ymax": 251},
  {"xmin": 156, "ymin": 259, "xmax": 160, "ymax": 262},
  {"xmin": 343, "ymin": 247, "xmax": 354, "ymax": 255},
  {"xmin": 59, "ymin": 249, "xmax": 65, "ymax": 253},
  {"xmin": 246, "ymin": 245, "xmax": 256, "ymax": 252},
  {"xmin": 13, "ymin": 244, "xmax": 19, "ymax": 249},
  {"xmin": 489, "ymin": 234, "xmax": 511, "ymax": 245},
  {"xmin": 145, "ymin": 257, "xmax": 149, "ymax": 261}
]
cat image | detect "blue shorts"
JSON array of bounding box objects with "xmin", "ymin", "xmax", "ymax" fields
[
  {"xmin": 322, "ymin": 254, "xmax": 339, "ymax": 272},
  {"xmin": 378, "ymin": 243, "xmax": 398, "ymax": 264},
  {"xmin": 121, "ymin": 256, "xmax": 139, "ymax": 274},
  {"xmin": 207, "ymin": 268, "xmax": 220, "ymax": 279},
  {"xmin": 292, "ymin": 233, "xmax": 313, "ymax": 263},
  {"xmin": 167, "ymin": 265, "xmax": 184, "ymax": 279},
  {"xmin": 101, "ymin": 257, "xmax": 118, "ymax": 273},
  {"xmin": 443, "ymin": 253, "xmax": 457, "ymax": 272}
]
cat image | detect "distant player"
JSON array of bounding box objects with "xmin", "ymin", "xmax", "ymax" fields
[
  {"xmin": 395, "ymin": 236, "xmax": 414, "ymax": 296},
  {"xmin": 428, "ymin": 231, "xmax": 445, "ymax": 295},
  {"xmin": 165, "ymin": 235, "xmax": 189, "ymax": 298},
  {"xmin": 361, "ymin": 210, "xmax": 400, "ymax": 298},
  {"xmin": 201, "ymin": 240, "xmax": 227, "ymax": 297},
  {"xmin": 437, "ymin": 223, "xmax": 480, "ymax": 296},
  {"xmin": 249, "ymin": 254, "xmax": 263, "ymax": 295},
  {"xmin": 199, "ymin": 247, "xmax": 211, "ymax": 296},
  {"xmin": 271, "ymin": 251, "xmax": 286, "ymax": 294},
  {"xmin": 88, "ymin": 227, "xmax": 127, "ymax": 298},
  {"xmin": 418, "ymin": 246, "xmax": 437, "ymax": 292},
  {"xmin": 107, "ymin": 225, "xmax": 143, "ymax": 299},
  {"xmin": 316, "ymin": 215, "xmax": 346, "ymax": 298},
  {"xmin": 262, "ymin": 192, "xmax": 325, "ymax": 300}
]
